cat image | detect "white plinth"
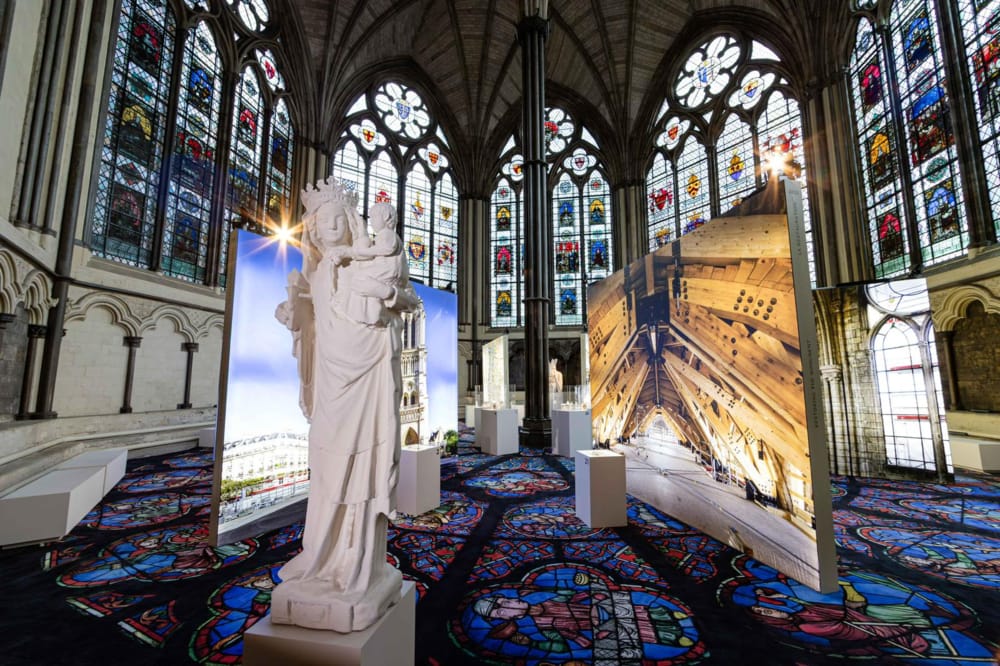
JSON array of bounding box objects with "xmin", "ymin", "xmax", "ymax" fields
[
  {"xmin": 575, "ymin": 449, "xmax": 627, "ymax": 528},
  {"xmin": 244, "ymin": 581, "xmax": 415, "ymax": 666},
  {"xmin": 473, "ymin": 407, "xmax": 483, "ymax": 432},
  {"xmin": 552, "ymin": 409, "xmax": 592, "ymax": 458},
  {"xmin": 951, "ymin": 437, "xmax": 1000, "ymax": 472},
  {"xmin": 514, "ymin": 403, "xmax": 525, "ymax": 426},
  {"xmin": 464, "ymin": 405, "xmax": 477, "ymax": 427},
  {"xmin": 55, "ymin": 448, "xmax": 128, "ymax": 495},
  {"xmin": 0, "ymin": 467, "xmax": 105, "ymax": 545},
  {"xmin": 198, "ymin": 427, "xmax": 216, "ymax": 449},
  {"xmin": 397, "ymin": 444, "xmax": 440, "ymax": 515},
  {"xmin": 477, "ymin": 408, "xmax": 519, "ymax": 455}
]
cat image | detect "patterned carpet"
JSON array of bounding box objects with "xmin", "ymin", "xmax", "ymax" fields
[{"xmin": 1, "ymin": 431, "xmax": 998, "ymax": 665}]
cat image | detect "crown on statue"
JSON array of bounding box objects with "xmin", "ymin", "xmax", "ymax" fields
[{"xmin": 300, "ymin": 176, "xmax": 358, "ymax": 214}]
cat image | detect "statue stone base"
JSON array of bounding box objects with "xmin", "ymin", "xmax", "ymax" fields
[{"xmin": 270, "ymin": 564, "xmax": 403, "ymax": 633}]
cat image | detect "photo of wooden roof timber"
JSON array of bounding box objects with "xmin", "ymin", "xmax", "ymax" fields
[{"xmin": 587, "ymin": 180, "xmax": 837, "ymax": 592}]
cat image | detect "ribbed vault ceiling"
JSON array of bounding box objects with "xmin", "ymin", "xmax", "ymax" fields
[{"xmin": 283, "ymin": 0, "xmax": 849, "ymax": 188}]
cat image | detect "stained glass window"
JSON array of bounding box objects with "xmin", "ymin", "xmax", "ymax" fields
[
  {"xmin": 889, "ymin": 0, "xmax": 968, "ymax": 265},
  {"xmin": 489, "ymin": 111, "xmax": 612, "ymax": 327},
  {"xmin": 647, "ymin": 36, "xmax": 815, "ymax": 283},
  {"xmin": 434, "ymin": 173, "xmax": 459, "ymax": 289},
  {"xmin": 266, "ymin": 98, "xmax": 294, "ymax": 224},
  {"xmin": 93, "ymin": 0, "xmax": 295, "ymax": 288},
  {"xmin": 92, "ymin": 0, "xmax": 175, "ymax": 267},
  {"xmin": 227, "ymin": 0, "xmax": 269, "ymax": 32},
  {"xmin": 958, "ymin": 0, "xmax": 1000, "ymax": 240},
  {"xmin": 330, "ymin": 82, "xmax": 459, "ymax": 291},
  {"xmin": 491, "ymin": 174, "xmax": 522, "ymax": 327},
  {"xmin": 716, "ymin": 113, "xmax": 755, "ymax": 211},
  {"xmin": 647, "ymin": 153, "xmax": 676, "ymax": 251},
  {"xmin": 676, "ymin": 138, "xmax": 711, "ymax": 235},
  {"xmin": 162, "ymin": 21, "xmax": 220, "ymax": 282},
  {"xmin": 404, "ymin": 163, "xmax": 432, "ymax": 283},
  {"xmin": 850, "ymin": 2, "xmax": 969, "ymax": 276}
]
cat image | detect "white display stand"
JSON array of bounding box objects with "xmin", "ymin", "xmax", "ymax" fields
[
  {"xmin": 514, "ymin": 403, "xmax": 525, "ymax": 426},
  {"xmin": 244, "ymin": 581, "xmax": 415, "ymax": 666},
  {"xmin": 0, "ymin": 467, "xmax": 105, "ymax": 546},
  {"xmin": 197, "ymin": 427, "xmax": 216, "ymax": 449},
  {"xmin": 552, "ymin": 409, "xmax": 592, "ymax": 458},
  {"xmin": 951, "ymin": 437, "xmax": 1000, "ymax": 472},
  {"xmin": 55, "ymin": 448, "xmax": 128, "ymax": 495},
  {"xmin": 477, "ymin": 408, "xmax": 519, "ymax": 455},
  {"xmin": 464, "ymin": 405, "xmax": 477, "ymax": 427},
  {"xmin": 397, "ymin": 444, "xmax": 440, "ymax": 515},
  {"xmin": 575, "ymin": 449, "xmax": 627, "ymax": 528}
]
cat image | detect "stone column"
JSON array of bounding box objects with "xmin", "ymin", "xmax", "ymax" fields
[
  {"xmin": 936, "ymin": 330, "xmax": 961, "ymax": 411},
  {"xmin": 16, "ymin": 325, "xmax": 47, "ymax": 420},
  {"xmin": 611, "ymin": 182, "xmax": 646, "ymax": 268},
  {"xmin": 178, "ymin": 342, "xmax": 198, "ymax": 409},
  {"xmin": 458, "ymin": 195, "xmax": 488, "ymax": 393},
  {"xmin": 120, "ymin": 336, "xmax": 142, "ymax": 414},
  {"xmin": 820, "ymin": 364, "xmax": 847, "ymax": 476},
  {"xmin": 518, "ymin": 4, "xmax": 551, "ymax": 448}
]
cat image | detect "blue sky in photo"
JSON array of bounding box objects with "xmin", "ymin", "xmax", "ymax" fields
[
  {"xmin": 414, "ymin": 283, "xmax": 458, "ymax": 434},
  {"xmin": 223, "ymin": 230, "xmax": 308, "ymax": 443}
]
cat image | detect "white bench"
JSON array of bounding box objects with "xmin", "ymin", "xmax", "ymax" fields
[
  {"xmin": 950, "ymin": 436, "xmax": 1000, "ymax": 473},
  {"xmin": 54, "ymin": 448, "xmax": 128, "ymax": 495},
  {"xmin": 0, "ymin": 447, "xmax": 128, "ymax": 546}
]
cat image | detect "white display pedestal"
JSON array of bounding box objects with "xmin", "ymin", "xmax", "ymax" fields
[
  {"xmin": 0, "ymin": 467, "xmax": 105, "ymax": 545},
  {"xmin": 477, "ymin": 408, "xmax": 519, "ymax": 455},
  {"xmin": 197, "ymin": 427, "xmax": 216, "ymax": 449},
  {"xmin": 464, "ymin": 405, "xmax": 477, "ymax": 427},
  {"xmin": 552, "ymin": 409, "xmax": 592, "ymax": 458},
  {"xmin": 575, "ymin": 449, "xmax": 627, "ymax": 528},
  {"xmin": 514, "ymin": 403, "xmax": 525, "ymax": 426},
  {"xmin": 951, "ymin": 437, "xmax": 1000, "ymax": 472},
  {"xmin": 244, "ymin": 581, "xmax": 415, "ymax": 666},
  {"xmin": 472, "ymin": 407, "xmax": 484, "ymax": 432},
  {"xmin": 55, "ymin": 448, "xmax": 128, "ymax": 495},
  {"xmin": 397, "ymin": 444, "xmax": 440, "ymax": 515}
]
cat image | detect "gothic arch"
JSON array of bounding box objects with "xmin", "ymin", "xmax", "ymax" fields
[
  {"xmin": 932, "ymin": 284, "xmax": 1000, "ymax": 332},
  {"xmin": 64, "ymin": 293, "xmax": 143, "ymax": 337}
]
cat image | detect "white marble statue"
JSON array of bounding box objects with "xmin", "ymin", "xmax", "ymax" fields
[
  {"xmin": 271, "ymin": 177, "xmax": 418, "ymax": 633},
  {"xmin": 549, "ymin": 358, "xmax": 563, "ymax": 393}
]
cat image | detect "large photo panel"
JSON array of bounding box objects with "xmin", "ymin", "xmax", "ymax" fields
[
  {"xmin": 408, "ymin": 283, "xmax": 459, "ymax": 444},
  {"xmin": 211, "ymin": 230, "xmax": 310, "ymax": 545},
  {"xmin": 588, "ymin": 180, "xmax": 837, "ymax": 592}
]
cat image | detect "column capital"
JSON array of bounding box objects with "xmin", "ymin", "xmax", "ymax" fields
[
  {"xmin": 27, "ymin": 324, "xmax": 48, "ymax": 338},
  {"xmin": 182, "ymin": 341, "xmax": 200, "ymax": 352},
  {"xmin": 517, "ymin": 14, "xmax": 550, "ymax": 41},
  {"xmin": 123, "ymin": 336, "xmax": 142, "ymax": 348},
  {"xmin": 819, "ymin": 363, "xmax": 843, "ymax": 383},
  {"xmin": 0, "ymin": 313, "xmax": 15, "ymax": 329}
]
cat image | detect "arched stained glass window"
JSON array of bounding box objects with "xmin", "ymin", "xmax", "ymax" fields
[
  {"xmin": 957, "ymin": 0, "xmax": 1000, "ymax": 241},
  {"xmin": 330, "ymin": 81, "xmax": 458, "ymax": 291},
  {"xmin": 489, "ymin": 109, "xmax": 613, "ymax": 328},
  {"xmin": 646, "ymin": 35, "xmax": 815, "ymax": 282},
  {"xmin": 91, "ymin": 0, "xmax": 297, "ymax": 288},
  {"xmin": 163, "ymin": 21, "xmax": 220, "ymax": 282},
  {"xmin": 92, "ymin": 0, "xmax": 176, "ymax": 267},
  {"xmin": 850, "ymin": 1, "xmax": 969, "ymax": 277}
]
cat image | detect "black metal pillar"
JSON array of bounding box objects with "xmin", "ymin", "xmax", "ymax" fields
[
  {"xmin": 178, "ymin": 342, "xmax": 198, "ymax": 409},
  {"xmin": 120, "ymin": 336, "xmax": 142, "ymax": 414},
  {"xmin": 518, "ymin": 10, "xmax": 551, "ymax": 448}
]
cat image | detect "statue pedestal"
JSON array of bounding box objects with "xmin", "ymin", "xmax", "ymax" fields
[
  {"xmin": 397, "ymin": 444, "xmax": 440, "ymax": 515},
  {"xmin": 552, "ymin": 409, "xmax": 592, "ymax": 458},
  {"xmin": 575, "ymin": 449, "xmax": 627, "ymax": 528},
  {"xmin": 477, "ymin": 408, "xmax": 519, "ymax": 455},
  {"xmin": 245, "ymin": 581, "xmax": 415, "ymax": 666}
]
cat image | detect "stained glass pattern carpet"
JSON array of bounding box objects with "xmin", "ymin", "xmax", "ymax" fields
[{"xmin": 1, "ymin": 432, "xmax": 998, "ymax": 665}]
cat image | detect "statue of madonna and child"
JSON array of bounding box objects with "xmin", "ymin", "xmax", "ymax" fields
[{"xmin": 270, "ymin": 176, "xmax": 418, "ymax": 633}]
